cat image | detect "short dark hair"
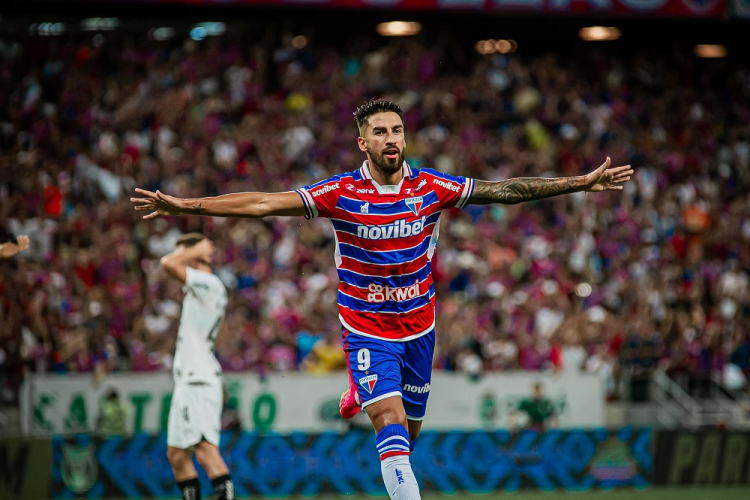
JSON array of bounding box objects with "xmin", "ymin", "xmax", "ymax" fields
[
  {"xmin": 175, "ymin": 232, "xmax": 205, "ymax": 248},
  {"xmin": 354, "ymin": 98, "xmax": 403, "ymax": 134}
]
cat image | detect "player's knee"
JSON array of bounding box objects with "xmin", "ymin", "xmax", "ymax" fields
[
  {"xmin": 369, "ymin": 405, "xmax": 407, "ymax": 430},
  {"xmin": 167, "ymin": 447, "xmax": 190, "ymax": 469},
  {"xmin": 194, "ymin": 441, "xmax": 218, "ymax": 467}
]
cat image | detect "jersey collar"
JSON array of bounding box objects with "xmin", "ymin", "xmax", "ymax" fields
[{"xmin": 359, "ymin": 161, "xmax": 415, "ymax": 195}]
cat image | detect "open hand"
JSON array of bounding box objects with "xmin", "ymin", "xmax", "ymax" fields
[
  {"xmin": 584, "ymin": 157, "xmax": 634, "ymax": 192},
  {"xmin": 130, "ymin": 189, "xmax": 186, "ymax": 219}
]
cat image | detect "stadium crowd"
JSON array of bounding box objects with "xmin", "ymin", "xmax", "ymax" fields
[{"xmin": 1, "ymin": 31, "xmax": 750, "ymax": 405}]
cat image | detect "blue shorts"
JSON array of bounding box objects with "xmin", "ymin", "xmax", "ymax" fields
[{"xmin": 343, "ymin": 328, "xmax": 435, "ymax": 420}]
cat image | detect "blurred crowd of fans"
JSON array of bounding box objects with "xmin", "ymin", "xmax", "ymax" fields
[{"xmin": 1, "ymin": 31, "xmax": 750, "ymax": 406}]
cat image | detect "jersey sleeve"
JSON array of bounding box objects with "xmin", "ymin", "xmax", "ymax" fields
[
  {"xmin": 423, "ymin": 168, "xmax": 475, "ymax": 210},
  {"xmin": 294, "ymin": 176, "xmax": 343, "ymax": 219}
]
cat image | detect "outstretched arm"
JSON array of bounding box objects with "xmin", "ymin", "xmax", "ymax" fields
[
  {"xmin": 131, "ymin": 190, "xmax": 307, "ymax": 219},
  {"xmin": 467, "ymin": 157, "xmax": 633, "ymax": 205}
]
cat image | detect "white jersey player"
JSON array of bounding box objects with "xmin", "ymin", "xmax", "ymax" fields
[{"xmin": 161, "ymin": 233, "xmax": 234, "ymax": 500}]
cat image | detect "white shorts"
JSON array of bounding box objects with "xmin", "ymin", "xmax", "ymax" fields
[{"xmin": 167, "ymin": 383, "xmax": 222, "ymax": 450}]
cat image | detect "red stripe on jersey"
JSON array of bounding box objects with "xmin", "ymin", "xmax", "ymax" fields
[{"xmin": 340, "ymin": 295, "xmax": 436, "ymax": 340}]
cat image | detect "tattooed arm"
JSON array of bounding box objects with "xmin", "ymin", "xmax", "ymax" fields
[
  {"xmin": 470, "ymin": 176, "xmax": 586, "ymax": 205},
  {"xmin": 467, "ymin": 157, "xmax": 633, "ymax": 206},
  {"xmin": 130, "ymin": 190, "xmax": 307, "ymax": 219}
]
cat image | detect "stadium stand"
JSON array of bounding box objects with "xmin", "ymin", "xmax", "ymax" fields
[{"xmin": 1, "ymin": 30, "xmax": 749, "ymax": 407}]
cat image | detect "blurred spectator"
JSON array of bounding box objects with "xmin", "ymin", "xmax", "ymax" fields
[
  {"xmin": 97, "ymin": 388, "xmax": 127, "ymax": 436},
  {"xmin": 517, "ymin": 382, "xmax": 556, "ymax": 432}
]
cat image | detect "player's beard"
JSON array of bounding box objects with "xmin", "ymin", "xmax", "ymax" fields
[{"xmin": 368, "ymin": 146, "xmax": 404, "ymax": 178}]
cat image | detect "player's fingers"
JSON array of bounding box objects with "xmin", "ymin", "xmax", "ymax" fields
[
  {"xmin": 143, "ymin": 211, "xmax": 160, "ymax": 220},
  {"xmin": 596, "ymin": 157, "xmax": 612, "ymax": 173},
  {"xmin": 613, "ymin": 176, "xmax": 631, "ymax": 183},
  {"xmin": 130, "ymin": 198, "xmax": 153, "ymax": 204},
  {"xmin": 135, "ymin": 188, "xmax": 157, "ymax": 198},
  {"xmin": 134, "ymin": 205, "xmax": 154, "ymax": 211},
  {"xmin": 608, "ymin": 165, "xmax": 632, "ymax": 173},
  {"xmin": 156, "ymin": 190, "xmax": 173, "ymax": 201},
  {"xmin": 607, "ymin": 185, "xmax": 624, "ymax": 190}
]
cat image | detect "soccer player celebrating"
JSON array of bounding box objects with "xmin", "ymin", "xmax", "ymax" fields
[
  {"xmin": 132, "ymin": 99, "xmax": 632, "ymax": 500},
  {"xmin": 160, "ymin": 233, "xmax": 234, "ymax": 500}
]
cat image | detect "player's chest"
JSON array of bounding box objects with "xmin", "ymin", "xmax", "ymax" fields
[{"xmin": 334, "ymin": 190, "xmax": 439, "ymax": 224}]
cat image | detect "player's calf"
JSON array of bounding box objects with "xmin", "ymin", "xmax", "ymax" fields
[
  {"xmin": 195, "ymin": 441, "xmax": 234, "ymax": 500},
  {"xmin": 377, "ymin": 424, "xmax": 421, "ymax": 500},
  {"xmin": 168, "ymin": 447, "xmax": 201, "ymax": 500}
]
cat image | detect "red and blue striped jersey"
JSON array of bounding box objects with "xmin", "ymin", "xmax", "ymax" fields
[{"xmin": 295, "ymin": 162, "xmax": 475, "ymax": 342}]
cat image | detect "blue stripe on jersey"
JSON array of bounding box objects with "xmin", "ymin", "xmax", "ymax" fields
[
  {"xmin": 338, "ymin": 289, "xmax": 435, "ymax": 314},
  {"xmin": 337, "ymin": 265, "xmax": 431, "ymax": 289},
  {"xmin": 338, "ymin": 239, "xmax": 431, "ymax": 265},
  {"xmin": 414, "ymin": 167, "xmax": 466, "ymax": 183},
  {"xmin": 330, "ymin": 212, "xmax": 442, "ymax": 236},
  {"xmin": 336, "ymin": 192, "xmax": 440, "ymax": 216}
]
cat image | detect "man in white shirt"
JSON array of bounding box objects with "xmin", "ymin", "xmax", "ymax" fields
[{"xmin": 161, "ymin": 233, "xmax": 233, "ymax": 500}]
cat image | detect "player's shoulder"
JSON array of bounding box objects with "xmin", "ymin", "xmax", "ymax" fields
[
  {"xmin": 412, "ymin": 167, "xmax": 467, "ymax": 192},
  {"xmin": 415, "ymin": 167, "xmax": 463, "ymax": 181},
  {"xmin": 306, "ymin": 168, "xmax": 362, "ymax": 190},
  {"xmin": 187, "ymin": 268, "xmax": 226, "ymax": 293}
]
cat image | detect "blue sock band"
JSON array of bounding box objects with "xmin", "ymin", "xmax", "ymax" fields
[
  {"xmin": 376, "ymin": 424, "xmax": 410, "ymax": 460},
  {"xmin": 409, "ymin": 438, "xmax": 418, "ymax": 453}
]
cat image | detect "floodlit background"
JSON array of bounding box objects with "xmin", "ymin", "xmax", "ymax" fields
[{"xmin": 1, "ymin": 0, "xmax": 749, "ymax": 498}]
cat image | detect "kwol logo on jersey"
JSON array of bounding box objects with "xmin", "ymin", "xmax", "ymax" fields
[
  {"xmin": 405, "ymin": 196, "xmax": 424, "ymax": 216},
  {"xmin": 359, "ymin": 374, "xmax": 378, "ymax": 394}
]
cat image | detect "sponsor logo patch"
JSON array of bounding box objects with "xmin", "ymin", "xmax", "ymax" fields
[
  {"xmin": 367, "ymin": 281, "xmax": 421, "ymax": 303},
  {"xmin": 432, "ymin": 178, "xmax": 461, "ymax": 192},
  {"xmin": 356, "ymin": 216, "xmax": 427, "ymax": 240},
  {"xmin": 311, "ymin": 183, "xmax": 338, "ymax": 197},
  {"xmin": 346, "ymin": 183, "xmax": 375, "ymax": 194}
]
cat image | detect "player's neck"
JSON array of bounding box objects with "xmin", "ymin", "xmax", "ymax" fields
[
  {"xmin": 194, "ymin": 263, "xmax": 212, "ymax": 274},
  {"xmin": 368, "ymin": 162, "xmax": 404, "ymax": 186}
]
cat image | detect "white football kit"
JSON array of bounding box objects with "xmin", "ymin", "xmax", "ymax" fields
[{"xmin": 167, "ymin": 267, "xmax": 228, "ymax": 449}]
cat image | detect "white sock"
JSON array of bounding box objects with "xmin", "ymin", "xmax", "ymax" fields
[{"xmin": 380, "ymin": 454, "xmax": 421, "ymax": 500}]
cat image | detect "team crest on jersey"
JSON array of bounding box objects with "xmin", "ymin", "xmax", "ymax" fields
[
  {"xmin": 359, "ymin": 374, "xmax": 378, "ymax": 394},
  {"xmin": 405, "ymin": 196, "xmax": 424, "ymax": 216}
]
